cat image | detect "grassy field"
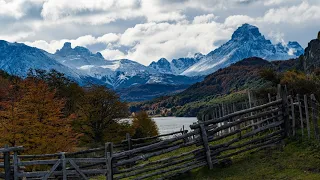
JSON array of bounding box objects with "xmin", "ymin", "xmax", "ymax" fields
[{"xmin": 177, "ymin": 138, "xmax": 320, "ymax": 180}]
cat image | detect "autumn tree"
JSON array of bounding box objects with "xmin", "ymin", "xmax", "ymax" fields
[
  {"xmin": 0, "ymin": 78, "xmax": 79, "ymax": 154},
  {"xmin": 132, "ymin": 111, "xmax": 159, "ymax": 139},
  {"xmin": 27, "ymin": 69, "xmax": 85, "ymax": 116},
  {"xmin": 280, "ymin": 70, "xmax": 319, "ymax": 95},
  {"xmin": 259, "ymin": 68, "xmax": 281, "ymax": 86},
  {"xmin": 74, "ymin": 85, "xmax": 129, "ymax": 146}
]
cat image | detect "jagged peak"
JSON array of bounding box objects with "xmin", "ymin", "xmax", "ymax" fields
[
  {"xmin": 194, "ymin": 53, "xmax": 204, "ymax": 60},
  {"xmin": 231, "ymin": 23, "xmax": 263, "ymax": 41},
  {"xmin": 119, "ymin": 59, "xmax": 138, "ymax": 64},
  {"xmin": 62, "ymin": 42, "xmax": 72, "ymax": 49},
  {"xmin": 288, "ymin": 41, "xmax": 300, "ymax": 45},
  {"xmin": 158, "ymin": 58, "xmax": 169, "ymax": 63},
  {"xmin": 96, "ymin": 52, "xmax": 104, "ymax": 59},
  {"xmin": 55, "ymin": 42, "xmax": 104, "ymax": 59},
  {"xmin": 150, "ymin": 58, "xmax": 170, "ymax": 66}
]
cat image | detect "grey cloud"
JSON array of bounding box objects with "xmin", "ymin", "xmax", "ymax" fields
[{"xmin": 0, "ymin": 0, "xmax": 319, "ymax": 64}]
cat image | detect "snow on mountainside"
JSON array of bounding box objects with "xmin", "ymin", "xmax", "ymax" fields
[
  {"xmin": 148, "ymin": 53, "xmax": 203, "ymax": 75},
  {"xmin": 182, "ymin": 24, "xmax": 304, "ymax": 76},
  {"xmin": 0, "ymin": 40, "xmax": 83, "ymax": 82},
  {"xmin": 52, "ymin": 42, "xmax": 201, "ymax": 89},
  {"xmin": 0, "ymin": 40, "xmax": 201, "ymax": 90},
  {"xmin": 0, "ymin": 23, "xmax": 304, "ymax": 92}
]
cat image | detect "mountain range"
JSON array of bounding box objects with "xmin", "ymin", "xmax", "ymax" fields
[
  {"xmin": 132, "ymin": 36, "xmax": 320, "ymax": 117},
  {"xmin": 149, "ymin": 24, "xmax": 303, "ymax": 77},
  {"xmin": 0, "ymin": 24, "xmax": 304, "ymax": 101}
]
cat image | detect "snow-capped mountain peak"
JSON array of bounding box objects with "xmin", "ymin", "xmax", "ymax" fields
[
  {"xmin": 0, "ymin": 40, "xmax": 82, "ymax": 82},
  {"xmin": 148, "ymin": 54, "xmax": 202, "ymax": 75},
  {"xmin": 231, "ymin": 23, "xmax": 264, "ymax": 41},
  {"xmin": 0, "ymin": 24, "xmax": 305, "ymax": 91},
  {"xmin": 182, "ymin": 23, "xmax": 304, "ymax": 76}
]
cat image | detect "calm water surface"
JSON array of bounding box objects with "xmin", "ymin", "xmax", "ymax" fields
[
  {"xmin": 122, "ymin": 117, "xmax": 198, "ymax": 135},
  {"xmin": 152, "ymin": 117, "xmax": 197, "ymax": 134}
]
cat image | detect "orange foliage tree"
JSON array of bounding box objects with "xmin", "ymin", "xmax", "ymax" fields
[{"xmin": 0, "ymin": 78, "xmax": 79, "ymax": 154}]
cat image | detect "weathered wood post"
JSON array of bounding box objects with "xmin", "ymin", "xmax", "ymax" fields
[
  {"xmin": 221, "ymin": 103, "xmax": 228, "ymax": 134},
  {"xmin": 233, "ymin": 103, "xmax": 238, "ymax": 132},
  {"xmin": 297, "ymin": 94, "xmax": 304, "ymax": 137},
  {"xmin": 277, "ymin": 84, "xmax": 281, "ymax": 100},
  {"xmin": 304, "ymin": 95, "xmax": 311, "ymax": 139},
  {"xmin": 281, "ymin": 86, "xmax": 290, "ymax": 137},
  {"xmin": 13, "ymin": 150, "xmax": 19, "ymax": 180},
  {"xmin": 199, "ymin": 123, "xmax": 213, "ymax": 169},
  {"xmin": 105, "ymin": 142, "xmax": 113, "ymax": 180},
  {"xmin": 311, "ymin": 94, "xmax": 319, "ymax": 140},
  {"xmin": 126, "ymin": 133, "xmax": 132, "ymax": 151},
  {"xmin": 3, "ymin": 145, "xmax": 11, "ymax": 180},
  {"xmin": 289, "ymin": 96, "xmax": 296, "ymax": 136},
  {"xmin": 268, "ymin": 93, "xmax": 272, "ymax": 102},
  {"xmin": 58, "ymin": 152, "xmax": 67, "ymax": 180},
  {"xmin": 248, "ymin": 90, "xmax": 255, "ymax": 127}
]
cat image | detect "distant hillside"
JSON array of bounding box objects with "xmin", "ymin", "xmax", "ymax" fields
[
  {"xmin": 178, "ymin": 57, "xmax": 271, "ymax": 103},
  {"xmin": 131, "ymin": 57, "xmax": 299, "ymax": 116},
  {"xmin": 118, "ymin": 84, "xmax": 189, "ymax": 102}
]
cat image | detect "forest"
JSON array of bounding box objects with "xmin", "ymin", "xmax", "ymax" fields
[{"xmin": 0, "ymin": 69, "xmax": 158, "ymax": 155}]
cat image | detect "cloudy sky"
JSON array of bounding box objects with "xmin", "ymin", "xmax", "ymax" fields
[{"xmin": 0, "ymin": 0, "xmax": 319, "ymax": 65}]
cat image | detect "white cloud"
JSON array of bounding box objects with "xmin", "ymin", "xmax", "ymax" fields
[
  {"xmin": 224, "ymin": 15, "xmax": 255, "ymax": 28},
  {"xmin": 262, "ymin": 2, "xmax": 320, "ymax": 24},
  {"xmin": 97, "ymin": 33, "xmax": 120, "ymax": 44},
  {"xmin": 117, "ymin": 17, "xmax": 233, "ymax": 65},
  {"xmin": 263, "ymin": 0, "xmax": 289, "ymax": 6},
  {"xmin": 0, "ymin": 0, "xmax": 26, "ymax": 19},
  {"xmin": 193, "ymin": 14, "xmax": 217, "ymax": 24},
  {"xmin": 0, "ymin": 0, "xmax": 45, "ymax": 19},
  {"xmin": 0, "ymin": 31, "xmax": 35, "ymax": 42},
  {"xmin": 268, "ymin": 31, "xmax": 285, "ymax": 44},
  {"xmin": 24, "ymin": 33, "xmax": 121, "ymax": 53},
  {"xmin": 2, "ymin": 0, "xmax": 319, "ymax": 66},
  {"xmin": 101, "ymin": 49, "xmax": 125, "ymax": 60}
]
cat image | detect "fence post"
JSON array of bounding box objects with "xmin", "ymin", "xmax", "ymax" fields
[
  {"xmin": 199, "ymin": 123, "xmax": 213, "ymax": 169},
  {"xmin": 311, "ymin": 94, "xmax": 319, "ymax": 140},
  {"xmin": 304, "ymin": 95, "xmax": 311, "ymax": 139},
  {"xmin": 126, "ymin": 133, "xmax": 132, "ymax": 151},
  {"xmin": 4, "ymin": 145, "xmax": 11, "ymax": 180},
  {"xmin": 268, "ymin": 93, "xmax": 272, "ymax": 102},
  {"xmin": 277, "ymin": 84, "xmax": 281, "ymax": 100},
  {"xmin": 13, "ymin": 150, "xmax": 19, "ymax": 180},
  {"xmin": 221, "ymin": 103, "xmax": 227, "ymax": 134},
  {"xmin": 281, "ymin": 86, "xmax": 290, "ymax": 137},
  {"xmin": 248, "ymin": 90, "xmax": 255, "ymax": 127},
  {"xmin": 297, "ymin": 94, "xmax": 304, "ymax": 137},
  {"xmin": 289, "ymin": 96, "xmax": 296, "ymax": 136},
  {"xmin": 60, "ymin": 152, "xmax": 67, "ymax": 180},
  {"xmin": 105, "ymin": 142, "xmax": 113, "ymax": 180}
]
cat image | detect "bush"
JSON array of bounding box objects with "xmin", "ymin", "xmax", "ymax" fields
[{"xmin": 132, "ymin": 111, "xmax": 159, "ymax": 138}]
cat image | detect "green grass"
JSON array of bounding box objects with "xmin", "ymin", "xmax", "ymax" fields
[{"xmin": 177, "ymin": 138, "xmax": 320, "ymax": 180}]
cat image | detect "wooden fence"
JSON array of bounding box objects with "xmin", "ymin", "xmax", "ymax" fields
[
  {"xmin": 0, "ymin": 130, "xmax": 187, "ymax": 180},
  {"xmin": 3, "ymin": 85, "xmax": 320, "ymax": 179}
]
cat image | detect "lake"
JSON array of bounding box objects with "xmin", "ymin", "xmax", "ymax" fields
[
  {"xmin": 152, "ymin": 117, "xmax": 198, "ymax": 135},
  {"xmin": 122, "ymin": 117, "xmax": 198, "ymax": 135}
]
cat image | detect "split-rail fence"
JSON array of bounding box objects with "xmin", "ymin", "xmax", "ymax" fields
[{"xmin": 1, "ymin": 85, "xmax": 320, "ymax": 180}]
